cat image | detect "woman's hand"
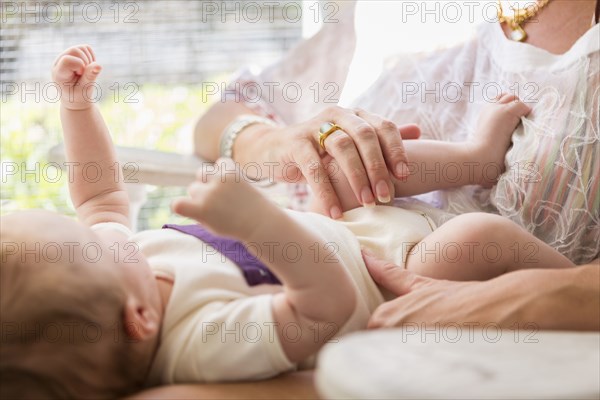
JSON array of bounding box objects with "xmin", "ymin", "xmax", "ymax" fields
[
  {"xmin": 258, "ymin": 106, "xmax": 420, "ymax": 219},
  {"xmin": 363, "ymin": 250, "xmax": 600, "ymax": 331},
  {"xmin": 363, "ymin": 250, "xmax": 479, "ymax": 328}
]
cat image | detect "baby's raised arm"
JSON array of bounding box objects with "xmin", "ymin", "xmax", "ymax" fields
[
  {"xmin": 173, "ymin": 160, "xmax": 356, "ymax": 362},
  {"xmin": 52, "ymin": 45, "xmax": 130, "ymax": 228}
]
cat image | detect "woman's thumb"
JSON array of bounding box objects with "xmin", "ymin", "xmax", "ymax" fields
[{"xmin": 362, "ymin": 249, "xmax": 418, "ymax": 296}]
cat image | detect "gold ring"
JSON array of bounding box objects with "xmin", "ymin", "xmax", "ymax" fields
[{"xmin": 318, "ymin": 122, "xmax": 342, "ymax": 150}]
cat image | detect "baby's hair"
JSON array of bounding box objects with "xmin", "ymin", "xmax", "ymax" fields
[{"xmin": 0, "ymin": 238, "xmax": 150, "ymax": 399}]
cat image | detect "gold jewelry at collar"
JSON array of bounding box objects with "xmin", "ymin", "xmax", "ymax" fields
[{"xmin": 497, "ymin": 0, "xmax": 553, "ymax": 42}]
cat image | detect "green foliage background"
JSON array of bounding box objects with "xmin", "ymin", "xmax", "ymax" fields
[{"xmin": 1, "ymin": 85, "xmax": 209, "ymax": 229}]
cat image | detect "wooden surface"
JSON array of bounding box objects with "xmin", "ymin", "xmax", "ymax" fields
[
  {"xmin": 127, "ymin": 371, "xmax": 318, "ymax": 400},
  {"xmin": 48, "ymin": 144, "xmax": 207, "ymax": 187}
]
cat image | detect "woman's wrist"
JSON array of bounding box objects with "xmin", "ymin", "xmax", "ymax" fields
[
  {"xmin": 233, "ymin": 122, "xmax": 283, "ymax": 167},
  {"xmin": 220, "ymin": 115, "xmax": 277, "ymax": 158}
]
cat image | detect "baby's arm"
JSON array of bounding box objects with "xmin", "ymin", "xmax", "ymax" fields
[
  {"xmin": 52, "ymin": 45, "xmax": 129, "ymax": 228},
  {"xmin": 321, "ymin": 94, "xmax": 532, "ymax": 212},
  {"xmin": 406, "ymin": 213, "xmax": 576, "ymax": 281},
  {"xmin": 173, "ymin": 160, "xmax": 356, "ymax": 363}
]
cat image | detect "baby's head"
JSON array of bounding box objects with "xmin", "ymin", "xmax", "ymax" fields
[{"xmin": 1, "ymin": 210, "xmax": 162, "ymax": 398}]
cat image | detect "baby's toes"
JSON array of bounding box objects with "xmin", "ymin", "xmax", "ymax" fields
[{"xmin": 215, "ymin": 157, "xmax": 243, "ymax": 183}]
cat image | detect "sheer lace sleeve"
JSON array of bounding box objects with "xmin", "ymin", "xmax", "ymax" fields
[
  {"xmin": 352, "ymin": 22, "xmax": 599, "ymax": 264},
  {"xmin": 225, "ymin": 1, "xmax": 357, "ymax": 126}
]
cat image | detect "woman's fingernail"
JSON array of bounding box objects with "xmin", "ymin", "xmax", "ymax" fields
[
  {"xmin": 361, "ymin": 186, "xmax": 376, "ymax": 207},
  {"xmin": 376, "ymin": 181, "xmax": 391, "ymax": 204},
  {"xmin": 330, "ymin": 206, "xmax": 343, "ymax": 220},
  {"xmin": 395, "ymin": 162, "xmax": 409, "ymax": 178}
]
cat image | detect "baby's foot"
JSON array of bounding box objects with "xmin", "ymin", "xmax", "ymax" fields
[
  {"xmin": 172, "ymin": 158, "xmax": 274, "ymax": 240},
  {"xmin": 471, "ymin": 94, "xmax": 531, "ymax": 188}
]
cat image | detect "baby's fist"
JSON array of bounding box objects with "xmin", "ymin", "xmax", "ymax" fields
[{"xmin": 52, "ymin": 45, "xmax": 101, "ymax": 110}]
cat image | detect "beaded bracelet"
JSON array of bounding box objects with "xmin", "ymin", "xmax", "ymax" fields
[{"xmin": 219, "ymin": 115, "xmax": 277, "ymax": 159}]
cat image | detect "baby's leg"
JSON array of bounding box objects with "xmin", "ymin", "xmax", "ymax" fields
[{"xmin": 406, "ymin": 213, "xmax": 576, "ymax": 281}]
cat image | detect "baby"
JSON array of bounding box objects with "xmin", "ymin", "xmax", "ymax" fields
[{"xmin": 0, "ymin": 46, "xmax": 576, "ymax": 398}]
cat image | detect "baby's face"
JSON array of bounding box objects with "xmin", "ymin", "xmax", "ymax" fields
[{"xmin": 1, "ymin": 210, "xmax": 161, "ymax": 318}]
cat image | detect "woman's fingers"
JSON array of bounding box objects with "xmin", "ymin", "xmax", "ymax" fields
[
  {"xmin": 398, "ymin": 123, "xmax": 421, "ymax": 140},
  {"xmin": 297, "ymin": 143, "xmax": 343, "ymax": 219},
  {"xmin": 289, "ymin": 106, "xmax": 422, "ymax": 215},
  {"xmin": 320, "ymin": 107, "xmax": 388, "ymax": 205},
  {"xmin": 362, "ymin": 250, "xmax": 420, "ymax": 296},
  {"xmin": 320, "ymin": 107, "xmax": 418, "ymax": 204},
  {"xmin": 334, "ymin": 111, "xmax": 393, "ymax": 204},
  {"xmin": 355, "ymin": 109, "xmax": 410, "ymax": 182},
  {"xmin": 322, "ymin": 128, "xmax": 376, "ymax": 207}
]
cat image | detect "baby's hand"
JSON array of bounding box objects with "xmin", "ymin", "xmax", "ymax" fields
[
  {"xmin": 51, "ymin": 45, "xmax": 101, "ymax": 111},
  {"xmin": 172, "ymin": 159, "xmax": 273, "ymax": 240},
  {"xmin": 472, "ymin": 94, "xmax": 531, "ymax": 188}
]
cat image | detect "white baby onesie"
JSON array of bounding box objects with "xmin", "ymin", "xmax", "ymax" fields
[{"xmin": 92, "ymin": 205, "xmax": 434, "ymax": 384}]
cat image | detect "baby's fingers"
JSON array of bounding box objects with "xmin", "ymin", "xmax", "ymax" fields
[
  {"xmin": 79, "ymin": 45, "xmax": 95, "ymax": 64},
  {"xmin": 65, "ymin": 45, "xmax": 91, "ymax": 64},
  {"xmin": 77, "ymin": 62, "xmax": 102, "ymax": 86},
  {"xmin": 52, "ymin": 55, "xmax": 86, "ymax": 82}
]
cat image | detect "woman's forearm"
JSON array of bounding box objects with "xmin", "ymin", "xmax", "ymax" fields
[
  {"xmin": 470, "ymin": 260, "xmax": 600, "ymax": 330},
  {"xmin": 367, "ymin": 254, "xmax": 599, "ymax": 331},
  {"xmin": 517, "ymin": 261, "xmax": 599, "ymax": 330}
]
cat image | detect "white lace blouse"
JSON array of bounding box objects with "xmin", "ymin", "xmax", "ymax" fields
[{"xmin": 233, "ymin": 18, "xmax": 599, "ymax": 264}]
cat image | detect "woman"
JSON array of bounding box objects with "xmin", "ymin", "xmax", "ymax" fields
[{"xmin": 193, "ymin": 0, "xmax": 599, "ymax": 330}]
